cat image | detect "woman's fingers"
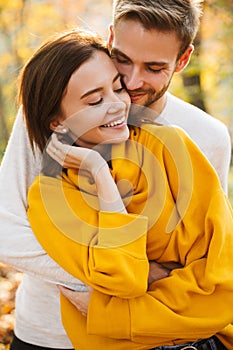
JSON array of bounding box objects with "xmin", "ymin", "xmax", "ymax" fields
[
  {"xmin": 46, "ymin": 134, "xmax": 73, "ymax": 166},
  {"xmin": 46, "ymin": 133, "xmax": 107, "ymax": 176}
]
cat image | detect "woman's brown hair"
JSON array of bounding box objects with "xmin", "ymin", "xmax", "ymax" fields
[{"xmin": 18, "ymin": 28, "xmax": 108, "ymax": 154}]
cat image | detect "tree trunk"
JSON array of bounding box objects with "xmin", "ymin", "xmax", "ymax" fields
[
  {"xmin": 0, "ymin": 85, "xmax": 10, "ymax": 159},
  {"xmin": 181, "ymin": 30, "xmax": 206, "ymax": 111}
]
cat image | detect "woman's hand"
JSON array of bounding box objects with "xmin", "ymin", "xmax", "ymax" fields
[
  {"xmin": 47, "ymin": 133, "xmax": 107, "ymax": 177},
  {"xmin": 58, "ymin": 285, "xmax": 93, "ymax": 317},
  {"xmin": 48, "ymin": 133, "xmax": 126, "ymax": 213}
]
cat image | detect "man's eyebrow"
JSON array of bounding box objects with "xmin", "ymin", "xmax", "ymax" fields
[
  {"xmin": 81, "ymin": 73, "xmax": 121, "ymax": 100},
  {"xmin": 145, "ymin": 61, "xmax": 168, "ymax": 67},
  {"xmin": 111, "ymin": 48, "xmax": 131, "ymax": 61},
  {"xmin": 111, "ymin": 48, "xmax": 167, "ymax": 66}
]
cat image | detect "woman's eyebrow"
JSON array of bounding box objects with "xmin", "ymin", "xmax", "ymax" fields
[
  {"xmin": 80, "ymin": 73, "xmax": 121, "ymax": 100},
  {"xmin": 80, "ymin": 87, "xmax": 102, "ymax": 100}
]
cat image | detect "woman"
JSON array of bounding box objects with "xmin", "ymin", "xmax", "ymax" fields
[{"xmin": 20, "ymin": 29, "xmax": 232, "ymax": 349}]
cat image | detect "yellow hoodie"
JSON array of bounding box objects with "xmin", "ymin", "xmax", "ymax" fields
[{"xmin": 28, "ymin": 124, "xmax": 233, "ymax": 349}]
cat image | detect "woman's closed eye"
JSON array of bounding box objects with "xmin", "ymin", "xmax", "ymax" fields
[
  {"xmin": 88, "ymin": 97, "xmax": 103, "ymax": 106},
  {"xmin": 114, "ymin": 87, "xmax": 125, "ymax": 93},
  {"xmin": 114, "ymin": 77, "xmax": 126, "ymax": 94}
]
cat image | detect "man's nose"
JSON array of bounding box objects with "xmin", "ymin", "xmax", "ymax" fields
[{"xmin": 124, "ymin": 66, "xmax": 144, "ymax": 90}]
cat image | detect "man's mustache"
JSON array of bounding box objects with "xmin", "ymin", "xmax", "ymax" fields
[{"xmin": 127, "ymin": 88, "xmax": 155, "ymax": 94}]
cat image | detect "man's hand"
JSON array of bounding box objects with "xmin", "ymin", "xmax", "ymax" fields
[
  {"xmin": 148, "ymin": 261, "xmax": 170, "ymax": 285},
  {"xmin": 148, "ymin": 261, "xmax": 182, "ymax": 285},
  {"xmin": 58, "ymin": 285, "xmax": 93, "ymax": 317}
]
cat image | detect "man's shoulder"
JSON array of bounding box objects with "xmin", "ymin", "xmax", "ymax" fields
[{"xmin": 162, "ymin": 92, "xmax": 229, "ymax": 138}]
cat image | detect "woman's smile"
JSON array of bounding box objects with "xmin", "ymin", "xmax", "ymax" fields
[
  {"xmin": 60, "ymin": 51, "xmax": 131, "ymax": 148},
  {"xmin": 101, "ymin": 116, "xmax": 126, "ymax": 128}
]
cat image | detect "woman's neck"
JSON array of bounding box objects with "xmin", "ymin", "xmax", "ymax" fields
[
  {"xmin": 75, "ymin": 140, "xmax": 112, "ymax": 162},
  {"xmin": 95, "ymin": 144, "xmax": 112, "ymax": 162}
]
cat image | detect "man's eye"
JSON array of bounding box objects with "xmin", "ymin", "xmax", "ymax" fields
[
  {"xmin": 89, "ymin": 98, "xmax": 103, "ymax": 106},
  {"xmin": 148, "ymin": 67, "xmax": 163, "ymax": 73},
  {"xmin": 113, "ymin": 56, "xmax": 130, "ymax": 65}
]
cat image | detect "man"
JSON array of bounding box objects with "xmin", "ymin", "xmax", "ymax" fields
[
  {"xmin": 0, "ymin": 1, "xmax": 231, "ymax": 349},
  {"xmin": 108, "ymin": 0, "xmax": 231, "ymax": 192}
]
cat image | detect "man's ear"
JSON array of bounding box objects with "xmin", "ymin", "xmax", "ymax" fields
[
  {"xmin": 107, "ymin": 24, "xmax": 114, "ymax": 51},
  {"xmin": 175, "ymin": 45, "xmax": 194, "ymax": 73}
]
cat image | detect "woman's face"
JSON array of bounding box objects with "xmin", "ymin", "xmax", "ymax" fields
[{"xmin": 58, "ymin": 51, "xmax": 131, "ymax": 148}]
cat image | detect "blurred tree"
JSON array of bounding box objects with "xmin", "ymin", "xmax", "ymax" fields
[
  {"xmin": 169, "ymin": 0, "xmax": 233, "ymax": 130},
  {"xmin": 0, "ymin": 0, "xmax": 111, "ymax": 160},
  {"xmin": 181, "ymin": 29, "xmax": 206, "ymax": 111},
  {"xmin": 0, "ymin": 0, "xmax": 232, "ymax": 160},
  {"xmin": 201, "ymin": 0, "xmax": 233, "ymax": 125},
  {"xmin": 0, "ymin": 0, "xmax": 60, "ymax": 158},
  {"xmin": 0, "ymin": 0, "xmax": 25, "ymax": 157}
]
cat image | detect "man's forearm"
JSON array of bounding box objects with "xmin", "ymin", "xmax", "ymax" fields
[{"xmin": 0, "ymin": 109, "xmax": 82, "ymax": 288}]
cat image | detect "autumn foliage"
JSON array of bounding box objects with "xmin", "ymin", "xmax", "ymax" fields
[
  {"xmin": 0, "ymin": 0, "xmax": 232, "ymax": 348},
  {"xmin": 0, "ymin": 264, "xmax": 22, "ymax": 349}
]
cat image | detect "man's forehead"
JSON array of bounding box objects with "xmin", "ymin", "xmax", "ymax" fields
[{"xmin": 112, "ymin": 20, "xmax": 180, "ymax": 63}]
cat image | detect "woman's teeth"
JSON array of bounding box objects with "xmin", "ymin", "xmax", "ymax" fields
[{"xmin": 102, "ymin": 117, "xmax": 125, "ymax": 128}]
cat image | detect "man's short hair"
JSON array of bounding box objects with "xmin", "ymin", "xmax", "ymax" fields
[{"xmin": 112, "ymin": 0, "xmax": 203, "ymax": 57}]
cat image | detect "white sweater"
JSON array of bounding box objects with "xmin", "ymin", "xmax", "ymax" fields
[
  {"xmin": 157, "ymin": 93, "xmax": 231, "ymax": 192},
  {"xmin": 0, "ymin": 92, "xmax": 231, "ymax": 348}
]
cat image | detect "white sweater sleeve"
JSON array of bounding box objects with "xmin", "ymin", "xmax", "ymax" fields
[{"xmin": 0, "ymin": 108, "xmax": 83, "ymax": 289}]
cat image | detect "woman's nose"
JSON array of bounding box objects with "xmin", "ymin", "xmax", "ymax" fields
[{"xmin": 107, "ymin": 99, "xmax": 125, "ymax": 114}]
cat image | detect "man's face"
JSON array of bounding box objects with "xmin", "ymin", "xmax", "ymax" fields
[{"xmin": 109, "ymin": 19, "xmax": 192, "ymax": 113}]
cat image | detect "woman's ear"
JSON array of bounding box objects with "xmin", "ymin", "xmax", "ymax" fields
[{"xmin": 50, "ymin": 120, "xmax": 69, "ymax": 134}]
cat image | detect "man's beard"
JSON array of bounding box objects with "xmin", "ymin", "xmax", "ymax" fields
[
  {"xmin": 145, "ymin": 85, "xmax": 168, "ymax": 108},
  {"xmin": 128, "ymin": 82, "xmax": 170, "ymax": 124}
]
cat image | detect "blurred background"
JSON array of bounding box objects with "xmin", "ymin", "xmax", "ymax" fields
[{"xmin": 0, "ymin": 0, "xmax": 232, "ymax": 348}]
